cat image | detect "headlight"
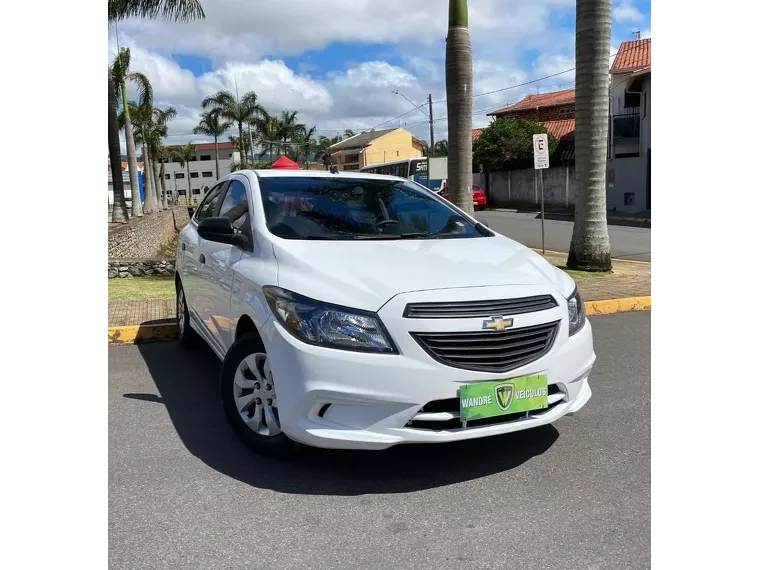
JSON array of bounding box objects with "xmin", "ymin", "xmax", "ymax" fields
[
  {"xmin": 263, "ymin": 286, "xmax": 397, "ymax": 353},
  {"xmin": 567, "ymin": 287, "xmax": 586, "ymax": 336}
]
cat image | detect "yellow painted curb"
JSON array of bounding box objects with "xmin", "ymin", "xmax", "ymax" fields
[
  {"xmin": 108, "ymin": 323, "xmax": 178, "ymax": 345},
  {"xmin": 584, "ymin": 296, "xmax": 651, "ymax": 316},
  {"xmin": 531, "ymin": 248, "xmax": 651, "ymax": 264}
]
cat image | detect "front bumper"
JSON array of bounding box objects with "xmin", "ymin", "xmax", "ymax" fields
[{"xmin": 262, "ymin": 293, "xmax": 595, "ymax": 450}]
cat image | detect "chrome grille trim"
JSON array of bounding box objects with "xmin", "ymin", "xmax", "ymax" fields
[{"xmin": 403, "ymin": 295, "xmax": 558, "ymax": 319}]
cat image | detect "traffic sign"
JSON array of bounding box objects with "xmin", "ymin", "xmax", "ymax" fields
[{"xmin": 533, "ymin": 134, "xmax": 549, "ymax": 170}]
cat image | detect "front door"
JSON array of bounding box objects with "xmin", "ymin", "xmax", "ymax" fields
[{"xmin": 206, "ymin": 178, "xmax": 252, "ymax": 351}]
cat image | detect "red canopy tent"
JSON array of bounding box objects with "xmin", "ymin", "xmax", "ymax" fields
[{"xmin": 270, "ymin": 156, "xmax": 300, "ymax": 170}]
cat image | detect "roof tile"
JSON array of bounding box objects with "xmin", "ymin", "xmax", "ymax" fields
[
  {"xmin": 611, "ymin": 38, "xmax": 651, "ymax": 72},
  {"xmin": 488, "ymin": 89, "xmax": 575, "ymax": 116}
]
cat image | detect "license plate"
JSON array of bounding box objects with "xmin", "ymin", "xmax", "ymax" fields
[{"xmin": 459, "ymin": 375, "xmax": 548, "ymax": 422}]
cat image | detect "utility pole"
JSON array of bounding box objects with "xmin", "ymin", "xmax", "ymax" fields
[{"xmin": 428, "ymin": 94, "xmax": 435, "ymax": 158}]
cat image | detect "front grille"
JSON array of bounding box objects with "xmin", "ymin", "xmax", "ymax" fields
[
  {"xmin": 404, "ymin": 295, "xmax": 558, "ymax": 319},
  {"xmin": 411, "ymin": 320, "xmax": 560, "ymax": 372}
]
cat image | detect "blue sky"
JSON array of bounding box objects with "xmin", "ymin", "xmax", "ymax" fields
[{"xmin": 110, "ymin": 0, "xmax": 650, "ymax": 150}]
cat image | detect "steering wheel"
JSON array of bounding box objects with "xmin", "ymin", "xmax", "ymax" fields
[{"xmin": 375, "ymin": 219, "xmax": 400, "ymax": 230}]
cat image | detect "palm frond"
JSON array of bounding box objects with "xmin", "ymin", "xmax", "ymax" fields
[
  {"xmin": 127, "ymin": 71, "xmax": 153, "ymax": 109},
  {"xmin": 108, "ymin": 0, "xmax": 205, "ymax": 23}
]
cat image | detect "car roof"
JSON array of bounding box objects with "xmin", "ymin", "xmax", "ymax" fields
[{"xmin": 243, "ymin": 169, "xmax": 407, "ymax": 182}]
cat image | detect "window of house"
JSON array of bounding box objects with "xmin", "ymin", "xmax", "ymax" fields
[
  {"xmin": 642, "ymin": 92, "xmax": 647, "ymax": 119},
  {"xmin": 165, "ymin": 174, "xmax": 171, "ymax": 179},
  {"xmin": 192, "ymin": 188, "xmax": 201, "ymax": 194},
  {"xmin": 178, "ymin": 189, "xmax": 187, "ymax": 195},
  {"xmin": 190, "ymin": 172, "xmax": 199, "ymax": 178},
  {"xmin": 175, "ymin": 173, "xmax": 185, "ymax": 179},
  {"xmin": 624, "ymin": 193, "xmax": 635, "ymax": 206},
  {"xmin": 200, "ymin": 154, "xmax": 211, "ymax": 161},
  {"xmin": 190, "ymin": 156, "xmax": 197, "ymax": 161},
  {"xmin": 202, "ymin": 171, "xmax": 213, "ymax": 178},
  {"xmin": 624, "ymin": 91, "xmax": 641, "ymax": 108}
]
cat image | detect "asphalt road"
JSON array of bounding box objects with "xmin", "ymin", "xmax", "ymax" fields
[
  {"xmin": 475, "ymin": 210, "xmax": 651, "ymax": 261},
  {"xmin": 109, "ymin": 312, "xmax": 651, "ymax": 570}
]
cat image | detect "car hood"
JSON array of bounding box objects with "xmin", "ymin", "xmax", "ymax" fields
[{"xmin": 271, "ymin": 235, "xmax": 574, "ymax": 311}]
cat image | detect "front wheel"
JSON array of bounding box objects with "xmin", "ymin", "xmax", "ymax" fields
[
  {"xmin": 176, "ymin": 278, "xmax": 198, "ymax": 347},
  {"xmin": 220, "ymin": 333, "xmax": 297, "ymax": 458}
]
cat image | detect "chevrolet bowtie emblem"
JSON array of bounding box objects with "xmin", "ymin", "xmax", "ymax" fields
[{"xmin": 482, "ymin": 317, "xmax": 514, "ymax": 332}]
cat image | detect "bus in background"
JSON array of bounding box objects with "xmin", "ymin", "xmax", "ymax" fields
[{"xmin": 360, "ymin": 158, "xmax": 445, "ymax": 190}]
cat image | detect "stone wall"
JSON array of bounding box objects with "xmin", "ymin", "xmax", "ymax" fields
[
  {"xmin": 108, "ymin": 207, "xmax": 190, "ymax": 259},
  {"xmin": 109, "ymin": 259, "xmax": 176, "ymax": 279}
]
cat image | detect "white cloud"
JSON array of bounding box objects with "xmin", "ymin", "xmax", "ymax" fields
[{"xmin": 613, "ymin": 1, "xmax": 645, "ymax": 23}]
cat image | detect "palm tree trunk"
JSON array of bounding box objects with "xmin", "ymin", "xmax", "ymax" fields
[
  {"xmin": 214, "ymin": 137, "xmax": 220, "ymax": 179},
  {"xmin": 160, "ymin": 160, "xmax": 168, "ymax": 209},
  {"xmin": 109, "ymin": 68, "xmax": 129, "ymax": 223},
  {"xmin": 152, "ymin": 156, "xmax": 163, "ymax": 211},
  {"xmin": 187, "ymin": 163, "xmax": 193, "ymax": 203},
  {"xmin": 445, "ymin": 0, "xmax": 474, "ymax": 215},
  {"xmin": 567, "ymin": 0, "xmax": 612, "ymax": 271},
  {"xmin": 142, "ymin": 144, "xmax": 156, "ymax": 213},
  {"xmin": 237, "ymin": 122, "xmax": 246, "ymax": 168},
  {"xmin": 121, "ymin": 85, "xmax": 143, "ymax": 218}
]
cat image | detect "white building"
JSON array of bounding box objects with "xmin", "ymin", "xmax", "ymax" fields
[
  {"xmin": 162, "ymin": 142, "xmax": 240, "ymax": 200},
  {"xmin": 608, "ymin": 38, "xmax": 651, "ymax": 213}
]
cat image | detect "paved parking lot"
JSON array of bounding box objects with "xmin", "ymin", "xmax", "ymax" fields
[{"xmin": 109, "ymin": 312, "xmax": 651, "ymax": 570}]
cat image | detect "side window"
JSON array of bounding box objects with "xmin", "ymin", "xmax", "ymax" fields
[
  {"xmin": 195, "ymin": 184, "xmax": 224, "ymax": 222},
  {"xmin": 218, "ymin": 180, "xmax": 249, "ymax": 232}
]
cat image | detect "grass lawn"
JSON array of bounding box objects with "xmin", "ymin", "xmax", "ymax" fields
[
  {"xmin": 551, "ymin": 263, "xmax": 613, "ymax": 280},
  {"xmin": 109, "ymin": 276, "xmax": 175, "ymax": 299}
]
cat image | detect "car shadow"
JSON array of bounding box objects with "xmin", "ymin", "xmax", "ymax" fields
[{"xmin": 131, "ymin": 341, "xmax": 560, "ymax": 495}]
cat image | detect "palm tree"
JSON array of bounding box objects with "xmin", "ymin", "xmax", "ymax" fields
[
  {"xmin": 566, "ymin": 0, "xmax": 613, "ymax": 271},
  {"xmin": 434, "ymin": 140, "xmax": 449, "ymax": 157},
  {"xmin": 108, "ymin": 67, "xmax": 129, "ymax": 223},
  {"xmin": 343, "ymin": 129, "xmax": 356, "ymax": 138},
  {"xmin": 149, "ymin": 106, "xmax": 177, "ymax": 210},
  {"xmin": 294, "ymin": 126, "xmax": 317, "ymax": 165},
  {"xmin": 202, "ymin": 90, "xmax": 263, "ymax": 168},
  {"xmin": 130, "ymin": 104, "xmax": 158, "ymax": 214},
  {"xmin": 445, "ymin": 0, "xmax": 474, "ymax": 214},
  {"xmin": 254, "ymin": 112, "xmax": 283, "ymax": 160},
  {"xmin": 171, "ymin": 142, "xmax": 198, "ymax": 203},
  {"xmin": 193, "ymin": 111, "xmax": 232, "ymax": 179},
  {"xmin": 111, "ymin": 47, "xmax": 152, "ymax": 218},
  {"xmin": 278, "ymin": 110, "xmax": 305, "ymax": 158},
  {"xmin": 108, "ymin": 0, "xmax": 205, "ymax": 221}
]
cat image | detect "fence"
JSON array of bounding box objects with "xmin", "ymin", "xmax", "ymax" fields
[{"xmin": 487, "ymin": 165, "xmax": 576, "ymax": 210}]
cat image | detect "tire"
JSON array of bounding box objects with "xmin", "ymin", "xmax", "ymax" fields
[
  {"xmin": 220, "ymin": 332, "xmax": 297, "ymax": 458},
  {"xmin": 176, "ymin": 278, "xmax": 197, "ymax": 347}
]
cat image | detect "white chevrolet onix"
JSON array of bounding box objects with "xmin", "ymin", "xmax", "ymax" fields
[{"xmin": 175, "ymin": 169, "xmax": 594, "ymax": 456}]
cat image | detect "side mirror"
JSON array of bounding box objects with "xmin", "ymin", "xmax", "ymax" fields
[{"xmin": 198, "ymin": 217, "xmax": 253, "ymax": 250}]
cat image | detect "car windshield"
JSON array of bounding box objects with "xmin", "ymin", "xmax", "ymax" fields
[{"xmin": 258, "ymin": 176, "xmax": 488, "ymax": 241}]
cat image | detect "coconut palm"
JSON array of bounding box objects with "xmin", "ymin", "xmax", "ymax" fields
[
  {"xmin": 343, "ymin": 129, "xmax": 356, "ymax": 138},
  {"xmin": 111, "ymin": 47, "xmax": 152, "ymax": 218},
  {"xmin": 445, "ymin": 0, "xmax": 474, "ymax": 214},
  {"xmin": 567, "ymin": 0, "xmax": 613, "ymax": 271},
  {"xmin": 130, "ymin": 104, "xmax": 158, "ymax": 213},
  {"xmin": 202, "ymin": 90, "xmax": 264, "ymax": 168},
  {"xmin": 293, "ymin": 126, "xmax": 317, "ymax": 164},
  {"xmin": 193, "ymin": 111, "xmax": 232, "ymax": 179},
  {"xmin": 279, "ymin": 110, "xmax": 304, "ymax": 151},
  {"xmin": 171, "ymin": 142, "xmax": 198, "ymax": 203},
  {"xmin": 254, "ymin": 113, "xmax": 283, "ymax": 160},
  {"xmin": 108, "ymin": 0, "xmax": 205, "ymax": 221},
  {"xmin": 149, "ymin": 106, "xmax": 177, "ymax": 210},
  {"xmin": 108, "ymin": 68, "xmax": 129, "ymax": 223}
]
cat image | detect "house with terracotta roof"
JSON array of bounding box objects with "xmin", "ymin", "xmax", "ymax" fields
[
  {"xmin": 328, "ymin": 128, "xmax": 426, "ymax": 171},
  {"xmin": 483, "ymin": 88, "xmax": 577, "ymax": 163},
  {"xmin": 161, "ymin": 141, "xmax": 241, "ymax": 200},
  {"xmin": 609, "ymin": 37, "xmax": 651, "ymax": 212}
]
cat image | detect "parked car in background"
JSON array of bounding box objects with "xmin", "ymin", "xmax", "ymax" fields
[
  {"xmin": 438, "ymin": 182, "xmax": 487, "ymax": 210},
  {"xmin": 175, "ymin": 170, "xmax": 594, "ymax": 456}
]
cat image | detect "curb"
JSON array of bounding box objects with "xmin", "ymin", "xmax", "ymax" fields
[
  {"xmin": 531, "ymin": 248, "xmax": 651, "ymax": 264},
  {"xmin": 107, "ymin": 297, "xmax": 651, "ymax": 345}
]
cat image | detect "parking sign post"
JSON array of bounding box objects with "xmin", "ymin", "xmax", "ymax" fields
[{"xmin": 533, "ymin": 134, "xmax": 550, "ymax": 254}]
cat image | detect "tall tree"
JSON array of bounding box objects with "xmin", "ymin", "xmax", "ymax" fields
[
  {"xmin": 202, "ymin": 90, "xmax": 263, "ymax": 168},
  {"xmin": 111, "ymin": 47, "xmax": 152, "ymax": 218},
  {"xmin": 171, "ymin": 143, "xmax": 197, "ymax": 203},
  {"xmin": 193, "ymin": 111, "xmax": 232, "ymax": 179},
  {"xmin": 567, "ymin": 0, "xmax": 613, "ymax": 271},
  {"xmin": 108, "ymin": 0, "xmax": 204, "ymax": 220},
  {"xmin": 254, "ymin": 112, "xmax": 283, "ymax": 160},
  {"xmin": 445, "ymin": 0, "xmax": 474, "ymax": 214},
  {"xmin": 294, "ymin": 126, "xmax": 317, "ymax": 164},
  {"xmin": 129, "ymin": 103, "xmax": 158, "ymax": 213},
  {"xmin": 434, "ymin": 139, "xmax": 449, "ymax": 157},
  {"xmin": 148, "ymin": 106, "xmax": 176, "ymax": 210},
  {"xmin": 343, "ymin": 129, "xmax": 356, "ymax": 138},
  {"xmin": 108, "ymin": 67, "xmax": 129, "ymax": 223},
  {"xmin": 278, "ymin": 110, "xmax": 305, "ymax": 158}
]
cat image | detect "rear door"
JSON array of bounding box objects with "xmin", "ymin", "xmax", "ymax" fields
[{"xmin": 182, "ymin": 182, "xmax": 226, "ymax": 335}]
